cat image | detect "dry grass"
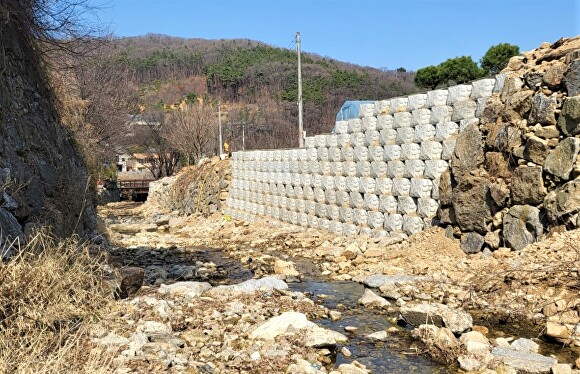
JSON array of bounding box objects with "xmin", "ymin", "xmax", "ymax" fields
[{"xmin": 0, "ymin": 230, "xmax": 116, "ymax": 374}]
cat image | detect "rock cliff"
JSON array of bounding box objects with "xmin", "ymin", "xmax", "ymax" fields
[
  {"xmin": 0, "ymin": 5, "xmax": 95, "ymax": 248},
  {"xmin": 443, "ymin": 37, "xmax": 580, "ymax": 252}
]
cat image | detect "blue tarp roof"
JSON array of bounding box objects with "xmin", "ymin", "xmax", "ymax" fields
[{"xmin": 335, "ymin": 100, "xmax": 374, "ymax": 121}]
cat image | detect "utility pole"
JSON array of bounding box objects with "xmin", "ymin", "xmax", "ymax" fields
[
  {"xmin": 218, "ymin": 101, "xmax": 223, "ymax": 156},
  {"xmin": 242, "ymin": 122, "xmax": 246, "ymax": 151},
  {"xmin": 296, "ymin": 32, "xmax": 304, "ymax": 148}
]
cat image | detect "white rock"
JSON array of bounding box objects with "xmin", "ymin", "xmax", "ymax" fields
[
  {"xmin": 366, "ymin": 330, "xmax": 389, "ymax": 342},
  {"xmin": 412, "ymin": 109, "xmax": 431, "ymax": 126},
  {"xmin": 158, "ymin": 282, "xmax": 212, "ymax": 299},
  {"xmin": 358, "ymin": 288, "xmax": 391, "ymax": 308},
  {"xmin": 420, "ymin": 141, "xmax": 443, "ymax": 160},
  {"xmin": 249, "ymin": 312, "xmax": 316, "ymax": 340}
]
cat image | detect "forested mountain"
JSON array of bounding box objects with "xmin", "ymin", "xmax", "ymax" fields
[{"xmin": 105, "ymin": 34, "xmax": 418, "ymax": 150}]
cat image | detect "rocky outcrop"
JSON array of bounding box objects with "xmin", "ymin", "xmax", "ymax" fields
[
  {"xmin": 442, "ymin": 37, "xmax": 580, "ymax": 252},
  {"xmin": 0, "ymin": 4, "xmax": 95, "ymax": 247}
]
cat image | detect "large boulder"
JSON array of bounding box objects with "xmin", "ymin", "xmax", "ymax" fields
[
  {"xmin": 399, "ymin": 303, "xmax": 473, "ymax": 334},
  {"xmin": 511, "ymin": 165, "xmax": 547, "ymax": 205},
  {"xmin": 451, "ymin": 176, "xmax": 494, "ymax": 234},
  {"xmin": 557, "ymin": 96, "xmax": 580, "ymax": 136},
  {"xmin": 543, "ymin": 177, "xmax": 580, "ymax": 222},
  {"xmin": 564, "ymin": 60, "xmax": 580, "ymax": 96},
  {"xmin": 529, "ymin": 93, "xmax": 558, "ymax": 126},
  {"xmin": 451, "ymin": 124, "xmax": 484, "ymax": 181},
  {"xmin": 544, "ymin": 137, "xmax": 580, "ymax": 180},
  {"xmin": 249, "ymin": 312, "xmax": 316, "ymax": 340},
  {"xmin": 460, "ymin": 232, "xmax": 485, "ymax": 254},
  {"xmin": 491, "ymin": 347, "xmax": 557, "ymax": 373},
  {"xmin": 503, "ymin": 205, "xmax": 543, "ymax": 250},
  {"xmin": 210, "ymin": 276, "xmax": 288, "ymax": 294}
]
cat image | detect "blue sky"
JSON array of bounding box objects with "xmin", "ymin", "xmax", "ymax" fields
[{"xmin": 90, "ymin": 0, "xmax": 579, "ymax": 71}]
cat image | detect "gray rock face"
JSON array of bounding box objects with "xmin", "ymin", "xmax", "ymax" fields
[
  {"xmin": 529, "ymin": 93, "xmax": 558, "ymax": 126},
  {"xmin": 564, "ymin": 60, "xmax": 580, "ymax": 96},
  {"xmin": 0, "ymin": 12, "xmax": 96, "ymax": 239},
  {"xmin": 460, "ymin": 232, "xmax": 485, "ymax": 253},
  {"xmin": 543, "ymin": 178, "xmax": 580, "ymax": 222},
  {"xmin": 451, "ymin": 124, "xmax": 484, "ymax": 181},
  {"xmin": 503, "ymin": 205, "xmax": 543, "ymax": 250},
  {"xmin": 557, "ymin": 96, "xmax": 580, "ymax": 136},
  {"xmin": 544, "ymin": 137, "xmax": 580, "ymax": 180},
  {"xmin": 452, "ymin": 176, "xmax": 493, "ymax": 234},
  {"xmin": 491, "ymin": 347, "xmax": 557, "ymax": 373},
  {"xmin": 0, "ymin": 208, "xmax": 23, "ymax": 244},
  {"xmin": 511, "ymin": 166, "xmax": 547, "ymax": 205},
  {"xmin": 399, "ymin": 303, "xmax": 473, "ymax": 334}
]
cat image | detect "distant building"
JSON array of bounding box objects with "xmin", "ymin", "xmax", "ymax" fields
[{"xmin": 116, "ymin": 153, "xmax": 155, "ymax": 180}]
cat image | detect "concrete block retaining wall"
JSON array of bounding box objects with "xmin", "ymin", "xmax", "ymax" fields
[{"xmin": 225, "ymin": 76, "xmax": 504, "ymax": 238}]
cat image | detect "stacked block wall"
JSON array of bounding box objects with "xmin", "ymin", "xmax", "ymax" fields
[{"xmin": 225, "ymin": 76, "xmax": 505, "ymax": 238}]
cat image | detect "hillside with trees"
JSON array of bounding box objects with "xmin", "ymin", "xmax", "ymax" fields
[{"xmin": 101, "ymin": 34, "xmax": 418, "ymax": 153}]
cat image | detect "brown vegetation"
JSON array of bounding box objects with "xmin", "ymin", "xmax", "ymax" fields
[{"xmin": 0, "ymin": 231, "xmax": 115, "ymax": 373}]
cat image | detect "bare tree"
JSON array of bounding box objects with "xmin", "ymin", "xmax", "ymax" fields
[
  {"xmin": 166, "ymin": 101, "xmax": 217, "ymax": 165},
  {"xmin": 138, "ymin": 111, "xmax": 180, "ymax": 178}
]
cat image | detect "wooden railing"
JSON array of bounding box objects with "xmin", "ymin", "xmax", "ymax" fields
[{"xmin": 117, "ymin": 179, "xmax": 155, "ymax": 189}]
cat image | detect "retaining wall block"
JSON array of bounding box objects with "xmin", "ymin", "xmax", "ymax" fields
[
  {"xmin": 348, "ymin": 118, "xmax": 363, "ymax": 133},
  {"xmin": 387, "ymin": 160, "xmax": 406, "ymax": 178},
  {"xmin": 373, "ymin": 100, "xmax": 391, "ymax": 116},
  {"xmin": 392, "ymin": 177, "xmax": 411, "ymax": 196},
  {"xmin": 408, "ymin": 94, "xmax": 428, "ymax": 111},
  {"xmin": 447, "ymin": 84, "xmax": 472, "ymax": 105},
  {"xmin": 376, "ymin": 178, "xmax": 393, "ymax": 195},
  {"xmin": 410, "ymin": 178, "xmax": 433, "ymax": 198},
  {"xmin": 396, "ymin": 127, "xmax": 415, "ymax": 144},
  {"xmin": 426, "ymin": 89, "xmax": 449, "ymax": 108},
  {"xmin": 394, "ymin": 112, "xmax": 413, "ymax": 128},
  {"xmin": 362, "ymin": 116, "xmax": 378, "ymax": 131},
  {"xmin": 390, "ymin": 97, "xmax": 409, "ymax": 113},
  {"xmin": 377, "ymin": 114, "xmax": 394, "ymax": 130}
]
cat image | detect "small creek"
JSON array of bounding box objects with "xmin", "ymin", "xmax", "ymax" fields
[{"xmin": 110, "ymin": 243, "xmax": 452, "ymax": 372}]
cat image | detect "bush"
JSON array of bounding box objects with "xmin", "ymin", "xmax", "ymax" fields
[
  {"xmin": 414, "ymin": 65, "xmax": 441, "ymax": 89},
  {"xmin": 481, "ymin": 43, "xmax": 520, "ymax": 75},
  {"xmin": 439, "ymin": 56, "xmax": 484, "ymax": 85}
]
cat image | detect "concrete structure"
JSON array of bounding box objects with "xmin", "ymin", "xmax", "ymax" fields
[{"xmin": 225, "ymin": 76, "xmax": 503, "ymax": 238}]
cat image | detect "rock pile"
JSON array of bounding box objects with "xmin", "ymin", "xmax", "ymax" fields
[
  {"xmin": 440, "ymin": 37, "xmax": 580, "ymax": 253},
  {"xmin": 147, "ymin": 157, "xmax": 231, "ymax": 216}
]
